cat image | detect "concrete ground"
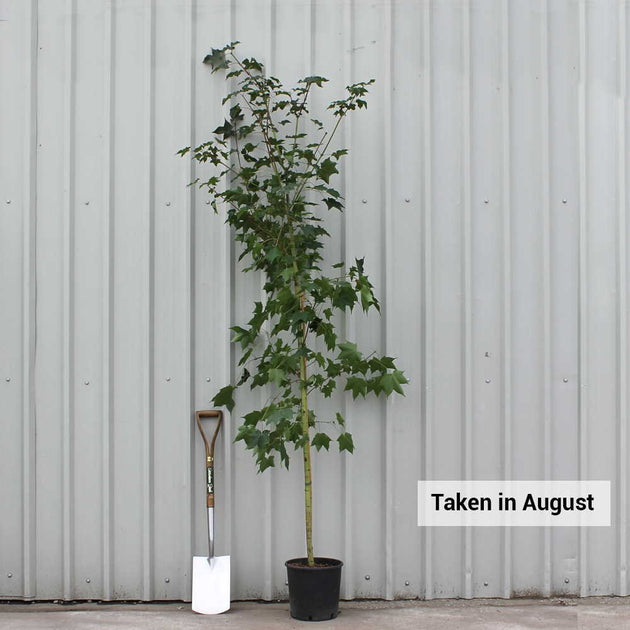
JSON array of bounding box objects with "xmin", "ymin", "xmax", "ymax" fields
[{"xmin": 1, "ymin": 598, "xmax": 630, "ymax": 630}]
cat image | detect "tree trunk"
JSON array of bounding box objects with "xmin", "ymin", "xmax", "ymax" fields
[{"xmin": 300, "ymin": 354, "xmax": 314, "ymax": 566}]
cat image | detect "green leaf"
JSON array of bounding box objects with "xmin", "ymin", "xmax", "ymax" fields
[
  {"xmin": 337, "ymin": 432, "xmax": 354, "ymax": 453},
  {"xmin": 335, "ymin": 412, "xmax": 345, "ymax": 426},
  {"xmin": 278, "ymin": 443, "xmax": 289, "ymax": 469},
  {"xmin": 267, "ymin": 246, "xmax": 282, "ymax": 262},
  {"xmin": 317, "ymin": 158, "xmax": 338, "ymax": 184},
  {"xmin": 229, "ymin": 103, "xmax": 244, "ymax": 122},
  {"xmin": 267, "ymin": 407, "xmax": 293, "ymax": 425},
  {"xmin": 338, "ymin": 341, "xmax": 361, "ymax": 364},
  {"xmin": 213, "ymin": 119, "xmax": 235, "ymax": 139},
  {"xmin": 212, "ymin": 385, "xmax": 235, "ymax": 412},
  {"xmin": 301, "ymin": 75, "xmax": 328, "ymax": 88},
  {"xmin": 231, "ymin": 325, "xmax": 249, "ymax": 347},
  {"xmin": 280, "ymin": 267, "xmax": 294, "ymax": 282},
  {"xmin": 345, "ymin": 376, "xmax": 367, "ymax": 399},
  {"xmin": 359, "ymin": 284, "xmax": 375, "ymax": 311},
  {"xmin": 308, "ymin": 316, "xmax": 322, "ymax": 333},
  {"xmin": 378, "ymin": 373, "xmax": 395, "ymax": 395},
  {"xmin": 243, "ymin": 429, "xmax": 261, "ymax": 449},
  {"xmin": 237, "ymin": 368, "xmax": 250, "ymax": 386},
  {"xmin": 332, "ymin": 283, "xmax": 357, "ymax": 310},
  {"xmin": 321, "ymin": 379, "xmax": 337, "ymax": 397},
  {"xmin": 374, "ymin": 356, "xmax": 396, "ymax": 370},
  {"xmin": 258, "ymin": 455, "xmax": 275, "ymax": 472},
  {"xmin": 268, "ymin": 368, "xmax": 284, "ymax": 387},
  {"xmin": 234, "ymin": 424, "xmax": 250, "ymax": 442},
  {"xmin": 312, "ymin": 433, "xmax": 331, "ymax": 451},
  {"xmin": 324, "ymin": 197, "xmax": 343, "ymax": 211},
  {"xmin": 377, "ymin": 370, "xmax": 408, "ymax": 396},
  {"xmin": 203, "ymin": 48, "xmax": 229, "ymax": 72},
  {"xmin": 392, "ymin": 369, "xmax": 409, "ymax": 394},
  {"xmin": 242, "ymin": 410, "xmax": 261, "ymax": 427},
  {"xmin": 318, "ymin": 322, "xmax": 336, "ymax": 350}
]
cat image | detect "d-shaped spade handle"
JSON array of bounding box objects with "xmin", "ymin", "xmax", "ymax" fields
[{"xmin": 195, "ymin": 409, "xmax": 223, "ymax": 507}]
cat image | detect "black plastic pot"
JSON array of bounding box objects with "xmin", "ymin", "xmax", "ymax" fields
[{"xmin": 285, "ymin": 557, "xmax": 343, "ymax": 621}]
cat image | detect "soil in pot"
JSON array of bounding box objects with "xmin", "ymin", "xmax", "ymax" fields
[{"xmin": 285, "ymin": 557, "xmax": 343, "ymax": 621}]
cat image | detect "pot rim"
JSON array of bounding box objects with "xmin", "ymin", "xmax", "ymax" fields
[{"xmin": 285, "ymin": 557, "xmax": 343, "ymax": 570}]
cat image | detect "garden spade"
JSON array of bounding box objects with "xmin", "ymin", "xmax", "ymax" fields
[{"xmin": 192, "ymin": 410, "xmax": 230, "ymax": 615}]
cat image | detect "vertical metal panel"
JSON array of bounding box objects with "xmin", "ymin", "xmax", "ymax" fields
[
  {"xmin": 2, "ymin": 0, "xmax": 630, "ymax": 602},
  {"xmin": 578, "ymin": 0, "xmax": 589, "ymax": 597},
  {"xmin": 389, "ymin": 0, "xmax": 424, "ymax": 601},
  {"xmin": 461, "ymin": 0, "xmax": 473, "ymax": 600},
  {"xmin": 100, "ymin": 0, "xmax": 115, "ymax": 602},
  {"xmin": 260, "ymin": 1, "xmax": 274, "ymax": 601},
  {"xmin": 500, "ymin": 0, "xmax": 512, "ymax": 600},
  {"xmin": 583, "ymin": 0, "xmax": 618, "ymax": 597},
  {"xmin": 421, "ymin": 0, "xmax": 434, "ymax": 601},
  {"xmin": 111, "ymin": 0, "xmax": 151, "ymax": 597},
  {"xmin": 24, "ymin": 0, "xmax": 39, "ymax": 601},
  {"xmin": 382, "ymin": 0, "xmax": 394, "ymax": 601},
  {"xmin": 0, "ymin": 0, "xmax": 36, "ymax": 601},
  {"xmin": 187, "ymin": 0, "xmax": 237, "ymax": 604},
  {"xmin": 340, "ymin": 0, "xmax": 354, "ymax": 601},
  {"xmin": 151, "ymin": 0, "xmax": 194, "ymax": 599},
  {"xmin": 190, "ymin": 0, "xmax": 232, "ymax": 599},
  {"xmin": 616, "ymin": 3, "xmax": 628, "ymax": 595},
  {"xmin": 548, "ymin": 0, "xmax": 580, "ymax": 597},
  {"xmin": 226, "ymin": 0, "xmax": 274, "ymax": 601},
  {"xmin": 508, "ymin": 0, "xmax": 545, "ymax": 595},
  {"xmin": 309, "ymin": 0, "xmax": 347, "ymax": 597},
  {"xmin": 347, "ymin": 0, "xmax": 386, "ymax": 600},
  {"xmin": 73, "ymin": 0, "xmax": 106, "ymax": 600},
  {"xmin": 540, "ymin": 0, "xmax": 552, "ymax": 599},
  {"xmin": 625, "ymin": 0, "xmax": 630, "ymax": 591},
  {"xmin": 141, "ymin": 0, "xmax": 156, "ymax": 602},
  {"xmin": 35, "ymin": 0, "xmax": 69, "ymax": 597},
  {"xmin": 470, "ymin": 0, "xmax": 504, "ymax": 598},
  {"xmin": 430, "ymin": 0, "xmax": 465, "ymax": 597},
  {"xmin": 61, "ymin": 0, "xmax": 76, "ymax": 601}
]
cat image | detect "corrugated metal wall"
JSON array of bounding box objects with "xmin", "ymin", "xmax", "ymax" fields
[{"xmin": 1, "ymin": 0, "xmax": 629, "ymax": 602}]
